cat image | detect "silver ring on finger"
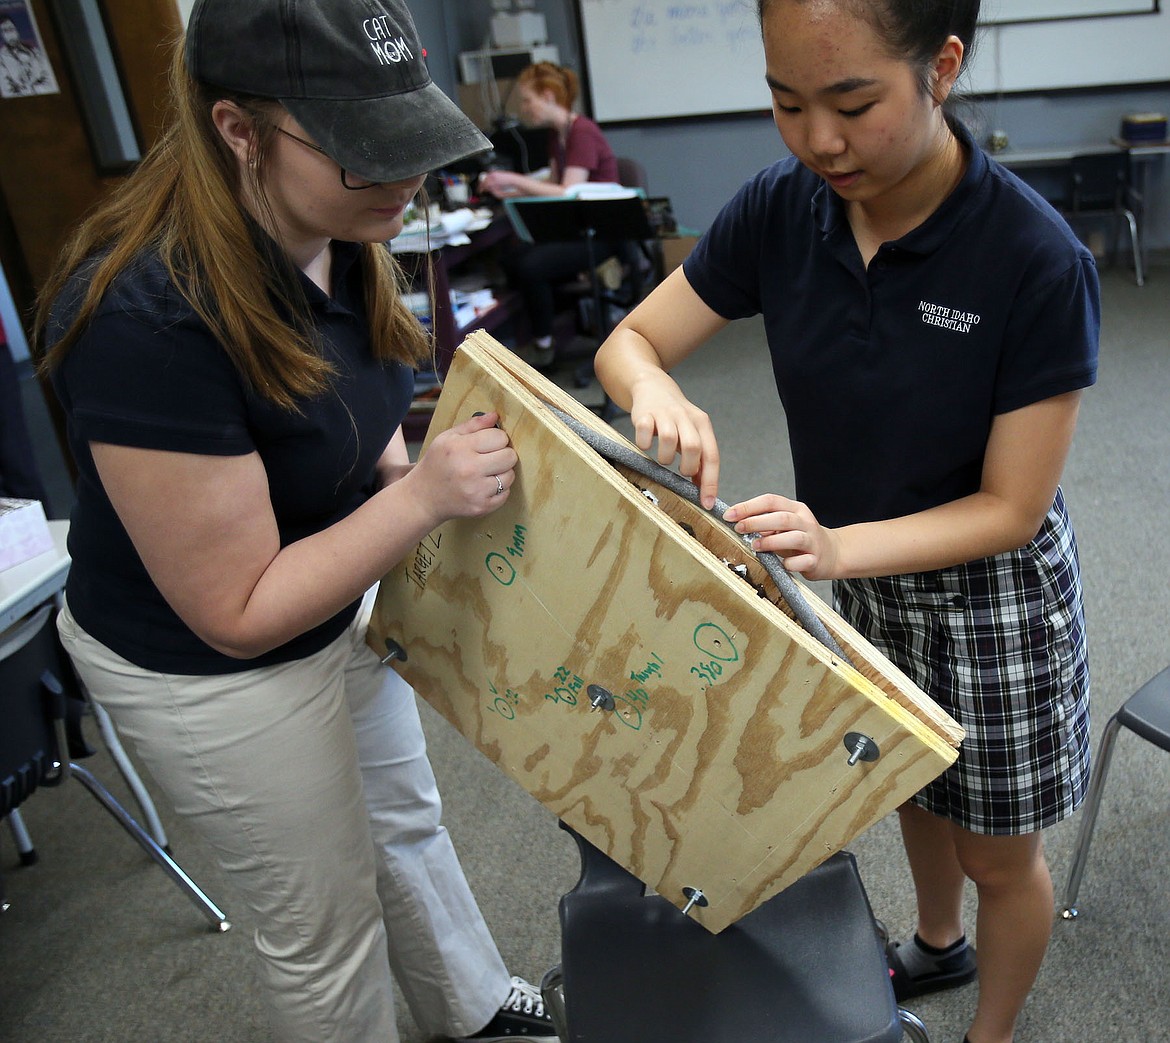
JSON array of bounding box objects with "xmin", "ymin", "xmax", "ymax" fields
[{"xmin": 492, "ymin": 474, "xmax": 504, "ymax": 497}]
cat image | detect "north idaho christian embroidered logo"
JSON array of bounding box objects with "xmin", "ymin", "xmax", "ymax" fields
[
  {"xmin": 363, "ymin": 16, "xmax": 413, "ymax": 65},
  {"xmin": 919, "ymin": 299, "xmax": 981, "ymax": 334}
]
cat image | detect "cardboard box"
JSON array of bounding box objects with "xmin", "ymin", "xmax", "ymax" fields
[
  {"xmin": 368, "ymin": 331, "xmax": 962, "ymax": 933},
  {"xmin": 660, "ymin": 234, "xmax": 698, "ymax": 275},
  {"xmin": 0, "ymin": 497, "xmax": 53, "ymax": 572}
]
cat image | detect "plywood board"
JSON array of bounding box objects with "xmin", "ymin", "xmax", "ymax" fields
[{"xmin": 369, "ymin": 331, "xmax": 962, "ymax": 933}]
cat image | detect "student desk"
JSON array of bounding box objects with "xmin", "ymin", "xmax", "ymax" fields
[
  {"xmin": 0, "ymin": 519, "xmax": 172, "ymax": 850},
  {"xmin": 391, "ymin": 211, "xmax": 525, "ymax": 369},
  {"xmin": 0, "ymin": 519, "xmax": 231, "ymax": 928},
  {"xmin": 0, "ymin": 519, "xmax": 69, "ymax": 633},
  {"xmin": 994, "ymin": 138, "xmax": 1170, "ymax": 172}
]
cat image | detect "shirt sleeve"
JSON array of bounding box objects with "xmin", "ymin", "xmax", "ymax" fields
[
  {"xmin": 58, "ymin": 302, "xmax": 255, "ymax": 456},
  {"xmin": 563, "ymin": 120, "xmax": 607, "ymax": 178},
  {"xmin": 994, "ymin": 252, "xmax": 1100, "ymax": 414},
  {"xmin": 682, "ymin": 171, "xmax": 772, "ymax": 320}
]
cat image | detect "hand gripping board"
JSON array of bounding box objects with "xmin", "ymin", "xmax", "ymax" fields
[{"xmin": 368, "ymin": 330, "xmax": 962, "ymax": 933}]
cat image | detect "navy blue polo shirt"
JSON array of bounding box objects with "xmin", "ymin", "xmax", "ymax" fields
[
  {"xmin": 50, "ymin": 240, "xmax": 414, "ymax": 674},
  {"xmin": 684, "ymin": 123, "xmax": 1099, "ymax": 527}
]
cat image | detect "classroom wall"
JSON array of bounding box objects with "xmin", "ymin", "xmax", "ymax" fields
[
  {"xmin": 170, "ymin": 0, "xmax": 1170, "ymax": 251},
  {"xmin": 574, "ymin": 1, "xmax": 1168, "ymax": 119},
  {"xmin": 443, "ymin": 1, "xmax": 1170, "ymax": 251}
]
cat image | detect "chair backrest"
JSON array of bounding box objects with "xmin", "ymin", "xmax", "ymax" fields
[
  {"xmin": 1067, "ymin": 151, "xmax": 1131, "ymax": 212},
  {"xmin": 555, "ymin": 824, "xmax": 902, "ymax": 1043},
  {"xmin": 0, "ymin": 604, "xmax": 69, "ymax": 818},
  {"xmin": 615, "ymin": 156, "xmax": 649, "ymax": 193}
]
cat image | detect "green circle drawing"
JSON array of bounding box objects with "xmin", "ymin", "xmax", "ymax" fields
[
  {"xmin": 693, "ymin": 622, "xmax": 740, "ymax": 662},
  {"xmin": 485, "ymin": 552, "xmax": 517, "ymax": 586},
  {"xmin": 612, "ymin": 694, "xmax": 644, "ymax": 730}
]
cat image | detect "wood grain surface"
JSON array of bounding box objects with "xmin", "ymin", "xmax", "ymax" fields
[{"xmin": 368, "ymin": 331, "xmax": 962, "ymax": 932}]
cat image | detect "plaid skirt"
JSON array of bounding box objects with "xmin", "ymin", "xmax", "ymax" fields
[{"xmin": 833, "ymin": 487, "xmax": 1090, "ymax": 835}]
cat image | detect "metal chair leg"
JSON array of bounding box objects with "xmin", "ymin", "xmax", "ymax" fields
[
  {"xmin": 899, "ymin": 1007, "xmax": 931, "ymax": 1042},
  {"xmin": 2, "ymin": 812, "xmax": 37, "ymax": 915},
  {"xmin": 6, "ymin": 808, "xmax": 38, "ymax": 865},
  {"xmin": 67, "ymin": 762, "xmax": 231, "ymax": 932},
  {"xmin": 1122, "ymin": 208, "xmax": 1145, "ymax": 287},
  {"xmin": 89, "ymin": 697, "xmax": 171, "ymax": 850},
  {"xmin": 1061, "ymin": 713, "xmax": 1125, "ymax": 920},
  {"xmin": 539, "ymin": 965, "xmax": 570, "ymax": 1043}
]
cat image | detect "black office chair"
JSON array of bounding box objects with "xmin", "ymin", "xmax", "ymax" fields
[
  {"xmin": 0, "ymin": 601, "xmax": 230, "ymax": 930},
  {"xmin": 1056, "ymin": 152, "xmax": 1144, "ymax": 287},
  {"xmin": 540, "ymin": 824, "xmax": 930, "ymax": 1043},
  {"xmin": 1061, "ymin": 665, "xmax": 1170, "ymax": 920}
]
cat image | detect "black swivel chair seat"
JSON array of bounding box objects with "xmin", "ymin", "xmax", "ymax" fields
[
  {"xmin": 1062, "ymin": 664, "xmax": 1170, "ymax": 919},
  {"xmin": 542, "ymin": 824, "xmax": 929, "ymax": 1043}
]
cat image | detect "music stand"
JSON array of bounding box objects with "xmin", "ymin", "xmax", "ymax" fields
[{"xmin": 504, "ymin": 194, "xmax": 655, "ymax": 415}]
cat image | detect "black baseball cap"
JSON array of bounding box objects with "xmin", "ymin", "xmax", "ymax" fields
[{"xmin": 185, "ymin": 0, "xmax": 491, "ymax": 183}]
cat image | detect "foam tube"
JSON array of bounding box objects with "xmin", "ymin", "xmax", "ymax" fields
[{"xmin": 546, "ymin": 405, "xmax": 852, "ymax": 665}]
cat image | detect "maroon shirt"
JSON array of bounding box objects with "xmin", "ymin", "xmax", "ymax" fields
[{"xmin": 550, "ymin": 115, "xmax": 618, "ymax": 184}]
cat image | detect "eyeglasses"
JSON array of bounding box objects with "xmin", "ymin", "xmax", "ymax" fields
[{"xmin": 275, "ymin": 126, "xmax": 378, "ymax": 190}]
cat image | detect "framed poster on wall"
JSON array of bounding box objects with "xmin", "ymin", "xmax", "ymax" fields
[{"xmin": 0, "ymin": 0, "xmax": 60, "ymax": 98}]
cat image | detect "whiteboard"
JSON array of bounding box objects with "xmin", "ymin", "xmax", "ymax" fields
[
  {"xmin": 576, "ymin": 0, "xmax": 1169, "ymax": 123},
  {"xmin": 981, "ymin": 0, "xmax": 1156, "ymax": 23},
  {"xmin": 578, "ymin": 0, "xmax": 768, "ymax": 122}
]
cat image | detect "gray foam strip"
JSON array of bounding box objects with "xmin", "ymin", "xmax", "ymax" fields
[{"xmin": 546, "ymin": 405, "xmax": 852, "ymax": 665}]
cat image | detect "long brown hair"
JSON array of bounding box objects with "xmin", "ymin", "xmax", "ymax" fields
[{"xmin": 35, "ymin": 38, "xmax": 430, "ymax": 411}]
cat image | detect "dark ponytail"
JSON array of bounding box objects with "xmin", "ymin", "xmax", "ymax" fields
[{"xmin": 757, "ymin": 0, "xmax": 981, "ymax": 96}]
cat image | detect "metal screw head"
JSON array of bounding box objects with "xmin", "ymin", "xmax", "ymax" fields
[
  {"xmin": 680, "ymin": 886, "xmax": 708, "ymax": 916},
  {"xmin": 844, "ymin": 731, "xmax": 880, "ymax": 765},
  {"xmin": 381, "ymin": 638, "xmax": 408, "ymax": 665},
  {"xmin": 587, "ymin": 685, "xmax": 615, "ymax": 712}
]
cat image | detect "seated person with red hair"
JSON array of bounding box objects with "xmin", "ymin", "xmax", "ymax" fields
[{"xmin": 479, "ymin": 62, "xmax": 619, "ymax": 369}]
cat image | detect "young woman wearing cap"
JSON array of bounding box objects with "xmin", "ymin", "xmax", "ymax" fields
[
  {"xmin": 595, "ymin": 2, "xmax": 1097, "ymax": 1042},
  {"xmin": 478, "ymin": 62, "xmax": 621, "ymax": 368},
  {"xmin": 36, "ymin": 1, "xmax": 554, "ymax": 1041}
]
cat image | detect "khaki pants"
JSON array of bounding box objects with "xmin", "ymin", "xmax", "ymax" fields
[{"xmin": 58, "ymin": 593, "xmax": 508, "ymax": 1042}]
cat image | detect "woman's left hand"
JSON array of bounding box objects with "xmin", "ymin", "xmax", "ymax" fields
[
  {"xmin": 723, "ymin": 494, "xmax": 841, "ymax": 580},
  {"xmin": 478, "ymin": 170, "xmax": 522, "ymax": 197}
]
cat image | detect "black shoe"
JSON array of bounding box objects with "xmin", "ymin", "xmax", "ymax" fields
[
  {"xmin": 887, "ymin": 934, "xmax": 978, "ymax": 1001},
  {"xmin": 455, "ymin": 976, "xmax": 557, "ymax": 1041}
]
